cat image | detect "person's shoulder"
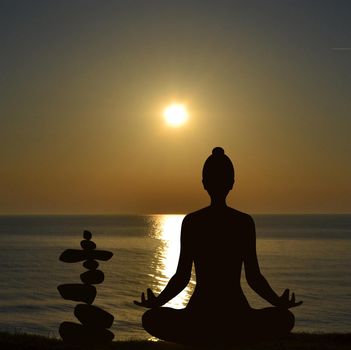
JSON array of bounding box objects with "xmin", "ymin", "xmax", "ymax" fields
[
  {"xmin": 227, "ymin": 207, "xmax": 255, "ymax": 225},
  {"xmin": 183, "ymin": 207, "xmax": 210, "ymax": 222},
  {"xmin": 184, "ymin": 207, "xmax": 209, "ymax": 218}
]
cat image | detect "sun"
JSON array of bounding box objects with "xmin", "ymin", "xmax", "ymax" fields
[{"xmin": 163, "ymin": 103, "xmax": 189, "ymax": 127}]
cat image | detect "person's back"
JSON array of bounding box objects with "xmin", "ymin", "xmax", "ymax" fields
[{"xmin": 184, "ymin": 206, "xmax": 251, "ymax": 313}]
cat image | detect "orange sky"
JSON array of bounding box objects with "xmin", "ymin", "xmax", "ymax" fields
[{"xmin": 1, "ymin": 2, "xmax": 350, "ymax": 214}]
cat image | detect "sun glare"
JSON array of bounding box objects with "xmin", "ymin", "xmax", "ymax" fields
[
  {"xmin": 151, "ymin": 215, "xmax": 193, "ymax": 308},
  {"xmin": 163, "ymin": 103, "xmax": 189, "ymax": 127}
]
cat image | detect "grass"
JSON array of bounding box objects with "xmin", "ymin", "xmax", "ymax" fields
[{"xmin": 0, "ymin": 331, "xmax": 350, "ymax": 350}]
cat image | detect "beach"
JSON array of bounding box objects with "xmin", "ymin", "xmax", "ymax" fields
[{"xmin": 1, "ymin": 331, "xmax": 351, "ymax": 350}]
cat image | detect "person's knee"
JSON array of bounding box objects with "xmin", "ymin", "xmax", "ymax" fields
[
  {"xmin": 278, "ymin": 308, "xmax": 295, "ymax": 333},
  {"xmin": 285, "ymin": 309, "xmax": 295, "ymax": 332},
  {"xmin": 142, "ymin": 309, "xmax": 156, "ymax": 333},
  {"xmin": 142, "ymin": 308, "xmax": 182, "ymax": 342}
]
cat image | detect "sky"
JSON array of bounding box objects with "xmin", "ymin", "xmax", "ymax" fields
[{"xmin": 0, "ymin": 1, "xmax": 350, "ymax": 214}]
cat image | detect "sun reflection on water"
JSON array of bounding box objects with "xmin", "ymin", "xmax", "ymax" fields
[{"xmin": 149, "ymin": 214, "xmax": 195, "ymax": 309}]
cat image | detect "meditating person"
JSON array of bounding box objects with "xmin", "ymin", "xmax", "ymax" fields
[{"xmin": 134, "ymin": 147, "xmax": 302, "ymax": 345}]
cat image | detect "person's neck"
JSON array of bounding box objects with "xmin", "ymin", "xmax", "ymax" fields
[{"xmin": 210, "ymin": 197, "xmax": 227, "ymax": 208}]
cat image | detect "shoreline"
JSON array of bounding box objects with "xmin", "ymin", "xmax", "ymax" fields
[{"xmin": 1, "ymin": 331, "xmax": 351, "ymax": 350}]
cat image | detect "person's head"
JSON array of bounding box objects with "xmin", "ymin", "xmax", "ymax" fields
[{"xmin": 202, "ymin": 147, "xmax": 235, "ymax": 200}]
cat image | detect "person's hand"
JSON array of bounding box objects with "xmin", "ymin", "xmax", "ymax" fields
[
  {"xmin": 277, "ymin": 289, "xmax": 303, "ymax": 309},
  {"xmin": 133, "ymin": 288, "xmax": 159, "ymax": 308}
]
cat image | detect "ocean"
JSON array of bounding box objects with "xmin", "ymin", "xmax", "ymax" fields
[{"xmin": 0, "ymin": 214, "xmax": 350, "ymax": 339}]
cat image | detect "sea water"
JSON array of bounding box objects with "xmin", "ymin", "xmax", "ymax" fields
[{"xmin": 0, "ymin": 214, "xmax": 350, "ymax": 339}]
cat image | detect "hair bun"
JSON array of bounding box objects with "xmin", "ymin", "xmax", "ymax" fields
[{"xmin": 212, "ymin": 147, "xmax": 225, "ymax": 156}]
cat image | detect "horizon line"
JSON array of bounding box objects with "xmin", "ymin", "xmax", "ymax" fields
[{"xmin": 0, "ymin": 212, "xmax": 350, "ymax": 216}]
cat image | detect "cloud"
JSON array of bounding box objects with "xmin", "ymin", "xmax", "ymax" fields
[{"xmin": 331, "ymin": 47, "xmax": 351, "ymax": 51}]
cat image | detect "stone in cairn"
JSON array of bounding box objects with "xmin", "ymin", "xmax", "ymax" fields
[{"xmin": 58, "ymin": 230, "xmax": 115, "ymax": 346}]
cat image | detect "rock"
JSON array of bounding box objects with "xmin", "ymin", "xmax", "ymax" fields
[
  {"xmin": 59, "ymin": 322, "xmax": 114, "ymax": 345},
  {"xmin": 59, "ymin": 249, "xmax": 86, "ymax": 262},
  {"xmin": 83, "ymin": 230, "xmax": 92, "ymax": 240},
  {"xmin": 91, "ymin": 249, "xmax": 113, "ymax": 261},
  {"xmin": 83, "ymin": 259, "xmax": 99, "ymax": 270},
  {"xmin": 59, "ymin": 249, "xmax": 113, "ymax": 263},
  {"xmin": 80, "ymin": 270, "xmax": 104, "ymax": 284},
  {"xmin": 57, "ymin": 283, "xmax": 96, "ymax": 304},
  {"xmin": 74, "ymin": 304, "xmax": 114, "ymax": 329},
  {"xmin": 80, "ymin": 240, "xmax": 96, "ymax": 250}
]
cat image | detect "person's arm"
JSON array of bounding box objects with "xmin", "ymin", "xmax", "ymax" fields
[
  {"xmin": 134, "ymin": 216, "xmax": 193, "ymax": 308},
  {"xmin": 244, "ymin": 216, "xmax": 302, "ymax": 308}
]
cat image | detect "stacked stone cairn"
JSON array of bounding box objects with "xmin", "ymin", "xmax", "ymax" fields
[{"xmin": 58, "ymin": 230, "xmax": 114, "ymax": 346}]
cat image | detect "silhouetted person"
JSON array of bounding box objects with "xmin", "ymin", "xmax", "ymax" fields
[{"xmin": 134, "ymin": 147, "xmax": 302, "ymax": 345}]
